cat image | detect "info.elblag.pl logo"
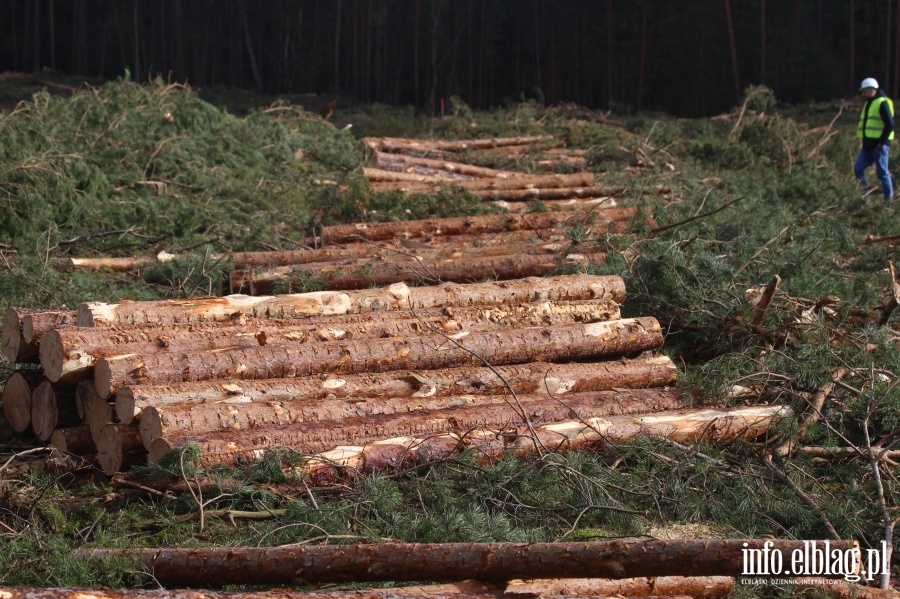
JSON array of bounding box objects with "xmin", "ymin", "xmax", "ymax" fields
[{"xmin": 742, "ymin": 540, "xmax": 890, "ymax": 583}]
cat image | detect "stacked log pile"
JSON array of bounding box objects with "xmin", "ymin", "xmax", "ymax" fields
[{"xmin": 1, "ymin": 274, "xmax": 790, "ymax": 480}]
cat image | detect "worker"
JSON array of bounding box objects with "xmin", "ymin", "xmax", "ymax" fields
[{"xmin": 855, "ymin": 77, "xmax": 895, "ymax": 202}]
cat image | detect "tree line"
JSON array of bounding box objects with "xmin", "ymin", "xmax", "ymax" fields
[{"xmin": 0, "ymin": 0, "xmax": 897, "ymax": 117}]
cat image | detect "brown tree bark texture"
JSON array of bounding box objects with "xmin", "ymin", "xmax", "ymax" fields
[
  {"xmin": 471, "ymin": 187, "xmax": 627, "ymax": 202},
  {"xmin": 49, "ymin": 425, "xmax": 95, "ymax": 455},
  {"xmin": 139, "ymin": 387, "xmax": 686, "ymax": 451},
  {"xmin": 70, "ymin": 539, "xmax": 858, "ymax": 586},
  {"xmin": 0, "ymin": 590, "xmax": 703, "ymax": 599},
  {"xmin": 116, "ymin": 354, "xmax": 677, "ymax": 425},
  {"xmin": 507, "ymin": 576, "xmax": 734, "ymax": 599},
  {"xmin": 494, "ymin": 199, "xmax": 623, "ymax": 214},
  {"xmin": 317, "ymin": 208, "xmax": 634, "ymax": 244},
  {"xmin": 30, "ymin": 380, "xmax": 79, "ymax": 441},
  {"xmin": 148, "ymin": 387, "xmax": 685, "ymax": 465},
  {"xmin": 0, "ymin": 590, "xmax": 685, "ymax": 599},
  {"xmin": 96, "ymin": 424, "xmax": 146, "ymax": 475},
  {"xmin": 2, "ymin": 371, "xmax": 39, "ymax": 433},
  {"xmin": 95, "ymin": 317, "xmax": 663, "ymax": 397},
  {"xmin": 43, "ymin": 299, "xmax": 621, "ymax": 384},
  {"xmin": 298, "ymin": 405, "xmax": 792, "ymax": 484},
  {"xmin": 233, "ymin": 237, "xmax": 602, "ymax": 268},
  {"xmin": 363, "ymin": 167, "xmax": 595, "ymax": 190},
  {"xmin": 77, "ymin": 275, "xmax": 626, "ymax": 326},
  {"xmin": 371, "ymin": 135, "xmax": 553, "ymax": 153},
  {"xmin": 18, "ymin": 309, "xmax": 77, "ymax": 353},
  {"xmin": 374, "ymin": 152, "xmax": 584, "ymax": 182},
  {"xmin": 235, "ymin": 252, "xmax": 607, "ymax": 293}
]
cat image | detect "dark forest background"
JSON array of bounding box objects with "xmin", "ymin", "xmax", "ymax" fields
[{"xmin": 0, "ymin": 0, "xmax": 898, "ymax": 118}]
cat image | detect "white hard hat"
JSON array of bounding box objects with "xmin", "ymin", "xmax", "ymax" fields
[{"xmin": 861, "ymin": 77, "xmax": 879, "ymax": 90}]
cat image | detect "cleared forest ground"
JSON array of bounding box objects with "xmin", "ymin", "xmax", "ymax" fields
[{"xmin": 0, "ymin": 79, "xmax": 898, "ymax": 594}]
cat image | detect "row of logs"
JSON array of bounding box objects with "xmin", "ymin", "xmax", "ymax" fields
[
  {"xmin": 1, "ymin": 274, "xmax": 789, "ymax": 480},
  {"xmin": 230, "ymin": 206, "xmax": 642, "ymax": 294}
]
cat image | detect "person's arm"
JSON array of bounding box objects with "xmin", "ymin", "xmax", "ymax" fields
[{"xmin": 880, "ymin": 100, "xmax": 895, "ymax": 144}]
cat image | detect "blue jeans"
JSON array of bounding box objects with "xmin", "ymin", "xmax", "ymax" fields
[{"xmin": 855, "ymin": 143, "xmax": 894, "ymax": 201}]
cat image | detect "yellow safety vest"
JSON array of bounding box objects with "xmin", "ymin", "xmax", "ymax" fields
[{"xmin": 858, "ymin": 96, "xmax": 895, "ymax": 140}]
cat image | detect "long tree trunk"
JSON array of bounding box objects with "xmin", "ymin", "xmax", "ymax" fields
[
  {"xmin": 71, "ymin": 538, "xmax": 857, "ymax": 587},
  {"xmin": 372, "ymin": 135, "xmax": 551, "ymax": 153},
  {"xmin": 235, "ymin": 252, "xmax": 606, "ymax": 293},
  {"xmin": 116, "ymin": 354, "xmax": 677, "ymax": 425},
  {"xmin": 234, "ymin": 237, "xmax": 607, "ymax": 268},
  {"xmin": 95, "ymin": 317, "xmax": 664, "ymax": 397},
  {"xmin": 297, "ymin": 405, "xmax": 793, "ymax": 484},
  {"xmin": 509, "ymin": 575, "xmax": 734, "ymax": 599},
  {"xmin": 362, "ymin": 168, "xmax": 594, "ymax": 189},
  {"xmin": 77, "ymin": 275, "xmax": 626, "ymax": 327},
  {"xmin": 316, "ymin": 208, "xmax": 634, "ymax": 244},
  {"xmin": 372, "ymin": 151, "xmax": 571, "ymax": 180},
  {"xmin": 43, "ymin": 299, "xmax": 621, "ymax": 383},
  {"xmin": 140, "ymin": 387, "xmax": 686, "ymax": 451}
]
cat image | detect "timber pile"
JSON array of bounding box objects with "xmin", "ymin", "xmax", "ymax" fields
[
  {"xmin": 230, "ymin": 206, "xmax": 643, "ymax": 293},
  {"xmin": 0, "ymin": 274, "xmax": 791, "ymax": 480}
]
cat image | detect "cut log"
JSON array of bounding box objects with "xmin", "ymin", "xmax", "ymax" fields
[
  {"xmin": 22, "ymin": 310, "xmax": 77, "ymax": 345},
  {"xmin": 234, "ymin": 236, "xmax": 606, "ymax": 268},
  {"xmin": 30, "ymin": 380, "xmax": 80, "ymax": 441},
  {"xmin": 472, "ymin": 187, "xmax": 627, "ymax": 202},
  {"xmin": 77, "ymin": 275, "xmax": 626, "ymax": 326},
  {"xmin": 495, "ymin": 198, "xmax": 621, "ymax": 213},
  {"xmin": 87, "ymin": 393, "xmax": 116, "ymax": 443},
  {"xmin": 139, "ymin": 387, "xmax": 686, "ymax": 451},
  {"xmin": 49, "ymin": 425, "xmax": 95, "ymax": 455},
  {"xmin": 365, "ymin": 167, "xmax": 595, "ymax": 190},
  {"xmin": 508, "ymin": 576, "xmax": 735, "ymax": 599},
  {"xmin": 317, "ymin": 208, "xmax": 636, "ymax": 244},
  {"xmin": 75, "ymin": 380, "xmax": 99, "ymax": 419},
  {"xmin": 116, "ymin": 354, "xmax": 677, "ymax": 425},
  {"xmin": 2, "ymin": 370, "xmax": 41, "ymax": 433},
  {"xmin": 95, "ymin": 317, "xmax": 663, "ymax": 397},
  {"xmin": 297, "ymin": 405, "xmax": 793, "ymax": 484},
  {"xmin": 2, "ymin": 307, "xmax": 40, "ymax": 363},
  {"xmin": 70, "ymin": 538, "xmax": 858, "ymax": 586},
  {"xmin": 370, "ymin": 135, "xmax": 553, "ymax": 153},
  {"xmin": 375, "ymin": 152, "xmax": 583, "ymax": 181},
  {"xmin": 58, "ymin": 253, "xmax": 179, "ymax": 272},
  {"xmin": 96, "ymin": 424, "xmax": 145, "ymax": 475},
  {"xmin": 44, "ymin": 299, "xmax": 621, "ymax": 384},
  {"xmin": 235, "ymin": 252, "xmax": 606, "ymax": 293},
  {"xmin": 0, "ymin": 590, "xmax": 529, "ymax": 599}
]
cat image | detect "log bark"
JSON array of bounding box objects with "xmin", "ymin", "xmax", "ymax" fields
[
  {"xmin": 95, "ymin": 317, "xmax": 663, "ymax": 397},
  {"xmin": 116, "ymin": 354, "xmax": 677, "ymax": 425},
  {"xmin": 96, "ymin": 424, "xmax": 146, "ymax": 475},
  {"xmin": 317, "ymin": 208, "xmax": 635, "ymax": 244},
  {"xmin": 365, "ymin": 167, "xmax": 595, "ymax": 190},
  {"xmin": 234, "ymin": 237, "xmax": 605, "ymax": 268},
  {"xmin": 139, "ymin": 387, "xmax": 686, "ymax": 451},
  {"xmin": 2, "ymin": 370, "xmax": 41, "ymax": 433},
  {"xmin": 77, "ymin": 275, "xmax": 626, "ymax": 327},
  {"xmin": 370, "ymin": 135, "xmax": 553, "ymax": 153},
  {"xmin": 44, "ymin": 299, "xmax": 621, "ymax": 384},
  {"xmin": 295, "ymin": 405, "xmax": 793, "ymax": 484},
  {"xmin": 508, "ymin": 576, "xmax": 734, "ymax": 599},
  {"xmin": 234, "ymin": 252, "xmax": 606, "ymax": 293},
  {"xmin": 472, "ymin": 187, "xmax": 627, "ymax": 202},
  {"xmin": 49, "ymin": 425, "xmax": 95, "ymax": 455},
  {"xmin": 22, "ymin": 310, "xmax": 77, "ymax": 345},
  {"xmin": 70, "ymin": 538, "xmax": 858, "ymax": 586},
  {"xmin": 494, "ymin": 198, "xmax": 622, "ymax": 214},
  {"xmin": 0, "ymin": 590, "xmax": 700, "ymax": 599},
  {"xmin": 148, "ymin": 387, "xmax": 686, "ymax": 466},
  {"xmin": 374, "ymin": 151, "xmax": 581, "ymax": 181},
  {"xmin": 59, "ymin": 253, "xmax": 176, "ymax": 272},
  {"xmin": 30, "ymin": 380, "xmax": 79, "ymax": 441}
]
